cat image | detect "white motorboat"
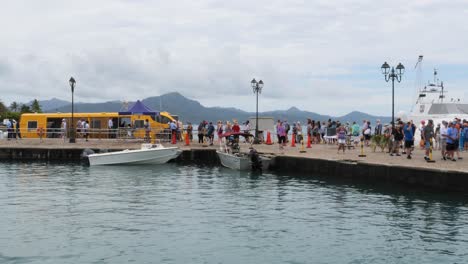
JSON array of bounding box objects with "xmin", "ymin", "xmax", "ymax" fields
[
  {"xmin": 216, "ymin": 150, "xmax": 272, "ymax": 171},
  {"xmin": 216, "ymin": 132, "xmax": 273, "ymax": 171},
  {"xmin": 87, "ymin": 143, "xmax": 182, "ymax": 166}
]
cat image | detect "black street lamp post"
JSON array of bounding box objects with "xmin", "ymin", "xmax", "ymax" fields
[
  {"xmin": 69, "ymin": 77, "xmax": 76, "ymax": 143},
  {"xmin": 381, "ymin": 62, "xmax": 405, "ymax": 129},
  {"xmin": 250, "ymin": 78, "xmax": 264, "ymax": 144}
]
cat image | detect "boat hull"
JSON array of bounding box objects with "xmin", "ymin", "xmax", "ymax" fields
[
  {"xmin": 88, "ymin": 147, "xmax": 181, "ymax": 166},
  {"xmin": 216, "ymin": 151, "xmax": 272, "ymax": 171}
]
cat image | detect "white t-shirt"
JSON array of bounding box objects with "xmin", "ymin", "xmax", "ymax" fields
[{"xmin": 440, "ymin": 126, "xmax": 448, "ymax": 139}]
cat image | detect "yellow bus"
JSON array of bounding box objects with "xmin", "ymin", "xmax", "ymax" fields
[{"xmin": 20, "ymin": 111, "xmax": 177, "ymax": 139}]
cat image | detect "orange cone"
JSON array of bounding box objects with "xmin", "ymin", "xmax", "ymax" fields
[
  {"xmin": 185, "ymin": 132, "xmax": 190, "ymax": 146},
  {"xmin": 291, "ymin": 134, "xmax": 296, "ymax": 147},
  {"xmin": 306, "ymin": 134, "xmax": 312, "ymax": 148},
  {"xmin": 172, "ymin": 131, "xmax": 176, "ymax": 144},
  {"xmin": 265, "ymin": 131, "xmax": 273, "ymax": 145}
]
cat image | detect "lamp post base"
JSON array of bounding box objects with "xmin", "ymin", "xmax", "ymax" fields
[
  {"xmin": 69, "ymin": 138, "xmax": 76, "ymax": 143},
  {"xmin": 252, "ymin": 137, "xmax": 261, "ymax": 144}
]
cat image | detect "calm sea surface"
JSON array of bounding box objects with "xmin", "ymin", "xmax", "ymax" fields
[{"xmin": 1, "ymin": 162, "xmax": 467, "ymax": 264}]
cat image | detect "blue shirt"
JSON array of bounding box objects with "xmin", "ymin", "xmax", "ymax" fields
[
  {"xmin": 446, "ymin": 127, "xmax": 458, "ymax": 144},
  {"xmin": 403, "ymin": 124, "xmax": 414, "ymax": 141}
]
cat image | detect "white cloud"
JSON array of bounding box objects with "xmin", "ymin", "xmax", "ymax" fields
[{"xmin": 1, "ymin": 0, "xmax": 468, "ymax": 115}]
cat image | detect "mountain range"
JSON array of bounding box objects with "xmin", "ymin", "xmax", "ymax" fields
[{"xmin": 37, "ymin": 92, "xmax": 390, "ymax": 124}]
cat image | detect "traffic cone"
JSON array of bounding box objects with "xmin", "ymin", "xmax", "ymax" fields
[
  {"xmin": 306, "ymin": 134, "xmax": 311, "ymax": 148},
  {"xmin": 265, "ymin": 131, "xmax": 272, "ymax": 145},
  {"xmin": 185, "ymin": 132, "xmax": 190, "ymax": 146},
  {"xmin": 171, "ymin": 131, "xmax": 176, "ymax": 144},
  {"xmin": 291, "ymin": 134, "xmax": 296, "ymax": 147}
]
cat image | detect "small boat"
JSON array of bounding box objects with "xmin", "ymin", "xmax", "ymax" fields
[
  {"xmin": 86, "ymin": 143, "xmax": 182, "ymax": 166},
  {"xmin": 216, "ymin": 132, "xmax": 272, "ymax": 171}
]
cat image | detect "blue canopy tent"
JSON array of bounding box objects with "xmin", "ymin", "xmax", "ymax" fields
[{"xmin": 118, "ymin": 100, "xmax": 159, "ymax": 116}]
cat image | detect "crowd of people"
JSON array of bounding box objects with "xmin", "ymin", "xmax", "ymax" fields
[
  {"xmin": 2, "ymin": 118, "xmax": 21, "ymax": 139},
  {"xmin": 184, "ymin": 117, "xmax": 467, "ymax": 161}
]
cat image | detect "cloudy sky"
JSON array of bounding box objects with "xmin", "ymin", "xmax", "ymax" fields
[{"xmin": 1, "ymin": 0, "xmax": 468, "ymax": 116}]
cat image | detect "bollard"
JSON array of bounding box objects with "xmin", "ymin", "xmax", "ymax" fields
[
  {"xmin": 358, "ymin": 137, "xmax": 366, "ymax": 157},
  {"xmin": 426, "ymin": 139, "xmax": 436, "ymax": 163},
  {"xmin": 299, "ymin": 140, "xmax": 307, "ymax": 153}
]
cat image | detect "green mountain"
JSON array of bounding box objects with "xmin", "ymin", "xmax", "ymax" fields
[{"xmin": 41, "ymin": 92, "xmax": 390, "ymax": 124}]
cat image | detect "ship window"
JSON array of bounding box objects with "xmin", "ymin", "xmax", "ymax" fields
[{"xmin": 419, "ymin": 94, "xmax": 426, "ymax": 97}]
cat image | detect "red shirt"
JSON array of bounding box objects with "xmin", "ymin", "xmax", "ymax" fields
[{"xmin": 232, "ymin": 124, "xmax": 240, "ymax": 132}]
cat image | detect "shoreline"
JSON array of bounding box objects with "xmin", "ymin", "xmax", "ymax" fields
[{"xmin": 1, "ymin": 138, "xmax": 467, "ymax": 192}]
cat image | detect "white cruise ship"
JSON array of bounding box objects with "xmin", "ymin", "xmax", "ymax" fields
[{"xmin": 407, "ymin": 56, "xmax": 468, "ymax": 127}]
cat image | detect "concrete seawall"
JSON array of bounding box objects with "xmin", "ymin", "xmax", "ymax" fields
[
  {"xmin": 1, "ymin": 139, "xmax": 467, "ymax": 192},
  {"xmin": 272, "ymin": 156, "xmax": 468, "ymax": 192}
]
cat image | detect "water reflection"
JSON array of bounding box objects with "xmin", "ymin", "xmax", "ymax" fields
[{"xmin": 1, "ymin": 161, "xmax": 468, "ymax": 264}]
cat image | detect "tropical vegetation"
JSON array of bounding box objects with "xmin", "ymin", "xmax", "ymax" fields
[{"xmin": 0, "ymin": 99, "xmax": 42, "ymax": 122}]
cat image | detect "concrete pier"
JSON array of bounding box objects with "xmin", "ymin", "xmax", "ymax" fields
[{"xmin": 1, "ymin": 138, "xmax": 467, "ymax": 191}]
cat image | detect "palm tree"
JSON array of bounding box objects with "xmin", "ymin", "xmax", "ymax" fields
[
  {"xmin": 20, "ymin": 104, "xmax": 31, "ymax": 113},
  {"xmin": 9, "ymin": 101, "xmax": 18, "ymax": 112},
  {"xmin": 31, "ymin": 99, "xmax": 42, "ymax": 113},
  {"xmin": 0, "ymin": 100, "xmax": 7, "ymax": 113}
]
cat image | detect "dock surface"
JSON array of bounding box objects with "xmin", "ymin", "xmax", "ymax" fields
[{"xmin": 1, "ymin": 138, "xmax": 466, "ymax": 173}]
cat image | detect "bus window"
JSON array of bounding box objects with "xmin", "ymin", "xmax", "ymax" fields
[
  {"xmin": 28, "ymin": 121, "xmax": 38, "ymax": 130},
  {"xmin": 119, "ymin": 117, "xmax": 131, "ymax": 127},
  {"xmin": 134, "ymin": 120, "xmax": 144, "ymax": 129},
  {"xmin": 91, "ymin": 119, "xmax": 101, "ymax": 129},
  {"xmin": 160, "ymin": 115, "xmax": 172, "ymax": 124}
]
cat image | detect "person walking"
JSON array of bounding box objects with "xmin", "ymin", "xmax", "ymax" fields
[
  {"xmin": 375, "ymin": 119, "xmax": 383, "ymax": 135},
  {"xmin": 144, "ymin": 119, "xmax": 151, "ymax": 143},
  {"xmin": 108, "ymin": 118, "xmax": 114, "ymax": 139},
  {"xmin": 440, "ymin": 121, "xmax": 448, "ymax": 160},
  {"xmin": 422, "ymin": 119, "xmax": 435, "ymax": 161},
  {"xmin": 187, "ymin": 122, "xmax": 193, "ymax": 142},
  {"xmin": 207, "ymin": 122, "xmax": 215, "ymax": 145},
  {"xmin": 83, "ymin": 121, "xmax": 90, "ymax": 142},
  {"xmin": 391, "ymin": 122, "xmax": 404, "ymax": 156},
  {"xmin": 445, "ymin": 122, "xmax": 458, "ymax": 161},
  {"xmin": 61, "ymin": 118, "xmax": 67, "ymax": 142},
  {"xmin": 15, "ymin": 120, "xmax": 21, "ymax": 139},
  {"xmin": 337, "ymin": 125, "xmax": 347, "ymax": 154},
  {"xmin": 198, "ymin": 121, "xmax": 205, "ymax": 144},
  {"xmin": 403, "ymin": 121, "xmax": 414, "ymax": 159}
]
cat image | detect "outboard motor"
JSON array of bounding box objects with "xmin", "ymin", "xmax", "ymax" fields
[
  {"xmin": 249, "ymin": 147, "xmax": 263, "ymax": 172},
  {"xmin": 81, "ymin": 148, "xmax": 95, "ymax": 166}
]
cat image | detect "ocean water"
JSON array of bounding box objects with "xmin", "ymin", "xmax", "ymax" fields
[{"xmin": 1, "ymin": 162, "xmax": 467, "ymax": 264}]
